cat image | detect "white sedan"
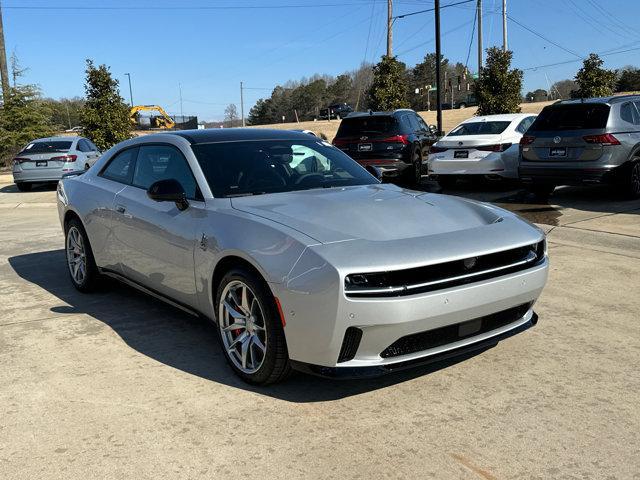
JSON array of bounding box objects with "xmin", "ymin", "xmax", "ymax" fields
[{"xmin": 427, "ymin": 113, "xmax": 537, "ymax": 187}]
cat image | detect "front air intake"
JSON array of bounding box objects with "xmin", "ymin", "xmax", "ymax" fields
[{"xmin": 337, "ymin": 327, "xmax": 363, "ymax": 363}]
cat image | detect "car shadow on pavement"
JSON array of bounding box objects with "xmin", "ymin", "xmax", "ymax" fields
[
  {"xmin": 0, "ymin": 183, "xmax": 58, "ymax": 193},
  {"xmin": 9, "ymin": 249, "xmax": 497, "ymax": 403}
]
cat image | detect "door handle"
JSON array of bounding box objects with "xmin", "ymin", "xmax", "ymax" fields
[{"xmin": 115, "ymin": 205, "xmax": 126, "ymax": 214}]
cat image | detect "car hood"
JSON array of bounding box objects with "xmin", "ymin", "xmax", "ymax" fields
[{"xmin": 230, "ymin": 184, "xmax": 504, "ymax": 244}]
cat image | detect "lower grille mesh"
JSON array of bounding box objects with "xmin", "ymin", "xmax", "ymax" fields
[{"xmin": 380, "ymin": 303, "xmax": 531, "ymax": 358}]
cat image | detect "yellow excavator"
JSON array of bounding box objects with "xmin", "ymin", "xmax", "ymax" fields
[{"xmin": 130, "ymin": 105, "xmax": 176, "ymax": 129}]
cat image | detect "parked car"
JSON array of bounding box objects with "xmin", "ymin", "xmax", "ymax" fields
[
  {"xmin": 57, "ymin": 129, "xmax": 548, "ymax": 384},
  {"xmin": 519, "ymin": 95, "xmax": 640, "ymax": 198},
  {"xmin": 65, "ymin": 126, "xmax": 83, "ymax": 133},
  {"xmin": 318, "ymin": 103, "xmax": 353, "ymax": 120},
  {"xmin": 455, "ymin": 93, "xmax": 478, "ymax": 109},
  {"xmin": 427, "ymin": 113, "xmax": 537, "ymax": 187},
  {"xmin": 332, "ymin": 109, "xmax": 439, "ymax": 185},
  {"xmin": 12, "ymin": 136, "xmax": 101, "ymax": 191}
]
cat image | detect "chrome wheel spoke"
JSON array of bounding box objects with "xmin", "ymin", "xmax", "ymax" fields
[{"xmin": 218, "ymin": 280, "xmax": 268, "ymax": 374}]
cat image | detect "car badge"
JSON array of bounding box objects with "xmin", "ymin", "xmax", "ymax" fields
[
  {"xmin": 360, "ymin": 136, "xmax": 368, "ymax": 141},
  {"xmin": 463, "ymin": 257, "xmax": 477, "ymax": 270},
  {"xmin": 458, "ymin": 141, "xmax": 463, "ymax": 146},
  {"xmin": 553, "ymin": 136, "xmax": 562, "ymax": 144},
  {"xmin": 199, "ymin": 233, "xmax": 208, "ymax": 251}
]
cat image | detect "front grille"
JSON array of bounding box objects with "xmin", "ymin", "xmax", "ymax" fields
[
  {"xmin": 380, "ymin": 303, "xmax": 531, "ymax": 358},
  {"xmin": 337, "ymin": 327, "xmax": 363, "ymax": 363},
  {"xmin": 345, "ymin": 241, "xmax": 545, "ymax": 298}
]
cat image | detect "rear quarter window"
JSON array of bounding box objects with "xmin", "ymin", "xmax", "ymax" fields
[{"xmin": 530, "ymin": 104, "xmax": 610, "ymax": 131}]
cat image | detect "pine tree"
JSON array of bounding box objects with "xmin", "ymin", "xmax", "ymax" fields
[
  {"xmin": 573, "ymin": 54, "xmax": 616, "ymax": 98},
  {"xmin": 0, "ymin": 56, "xmax": 54, "ymax": 165},
  {"xmin": 367, "ymin": 56, "xmax": 409, "ymax": 111},
  {"xmin": 476, "ymin": 48, "xmax": 522, "ymax": 115},
  {"xmin": 80, "ymin": 60, "xmax": 132, "ymax": 151}
]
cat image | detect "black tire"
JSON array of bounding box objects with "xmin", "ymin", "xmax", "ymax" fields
[
  {"xmin": 16, "ymin": 182, "xmax": 32, "ymax": 192},
  {"xmin": 626, "ymin": 159, "xmax": 640, "ymax": 199},
  {"xmin": 84, "ymin": 163, "xmax": 90, "ymax": 170},
  {"xmin": 64, "ymin": 217, "xmax": 101, "ymax": 292},
  {"xmin": 215, "ymin": 267, "xmax": 291, "ymax": 385},
  {"xmin": 411, "ymin": 146, "xmax": 423, "ymax": 186},
  {"xmin": 458, "ymin": 103, "xmax": 466, "ymax": 109},
  {"xmin": 527, "ymin": 184, "xmax": 555, "ymax": 200},
  {"xmin": 437, "ymin": 175, "xmax": 458, "ymax": 189}
]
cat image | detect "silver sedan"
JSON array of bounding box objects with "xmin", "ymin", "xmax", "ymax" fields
[
  {"xmin": 12, "ymin": 136, "xmax": 101, "ymax": 191},
  {"xmin": 57, "ymin": 129, "xmax": 548, "ymax": 384}
]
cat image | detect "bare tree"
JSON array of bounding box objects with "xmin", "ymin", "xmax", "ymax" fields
[{"xmin": 224, "ymin": 103, "xmax": 239, "ymax": 127}]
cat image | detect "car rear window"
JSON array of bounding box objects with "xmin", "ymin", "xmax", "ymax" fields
[
  {"xmin": 21, "ymin": 141, "xmax": 73, "ymax": 154},
  {"xmin": 448, "ymin": 121, "xmax": 511, "ymax": 136},
  {"xmin": 530, "ymin": 104, "xmax": 610, "ymax": 131},
  {"xmin": 335, "ymin": 116, "xmax": 399, "ymax": 137}
]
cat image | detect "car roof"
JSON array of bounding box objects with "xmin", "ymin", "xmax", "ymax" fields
[
  {"xmin": 344, "ymin": 109, "xmax": 415, "ymax": 119},
  {"xmin": 555, "ymin": 94, "xmax": 640, "ymax": 105},
  {"xmin": 461, "ymin": 113, "xmax": 535, "ymax": 124},
  {"xmin": 169, "ymin": 128, "xmax": 323, "ymax": 144},
  {"xmin": 31, "ymin": 136, "xmax": 80, "ymax": 142}
]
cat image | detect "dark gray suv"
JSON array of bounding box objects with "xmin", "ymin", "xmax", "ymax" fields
[{"xmin": 519, "ymin": 95, "xmax": 640, "ymax": 198}]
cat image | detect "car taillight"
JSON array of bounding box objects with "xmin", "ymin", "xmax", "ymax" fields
[
  {"xmin": 51, "ymin": 154, "xmax": 78, "ymax": 162},
  {"xmin": 382, "ymin": 134, "xmax": 409, "ymax": 145},
  {"xmin": 476, "ymin": 143, "xmax": 512, "ymax": 152},
  {"xmin": 520, "ymin": 135, "xmax": 535, "ymax": 146},
  {"xmin": 13, "ymin": 157, "xmax": 29, "ymax": 165},
  {"xmin": 583, "ymin": 133, "xmax": 620, "ymax": 146},
  {"xmin": 429, "ymin": 146, "xmax": 448, "ymax": 153}
]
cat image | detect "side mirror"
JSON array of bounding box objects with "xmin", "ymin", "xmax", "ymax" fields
[
  {"xmin": 365, "ymin": 165, "xmax": 384, "ymax": 182},
  {"xmin": 147, "ymin": 179, "xmax": 189, "ymax": 211}
]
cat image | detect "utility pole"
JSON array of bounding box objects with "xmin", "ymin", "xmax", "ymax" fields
[
  {"xmin": 240, "ymin": 81, "xmax": 245, "ymax": 127},
  {"xmin": 0, "ymin": 1, "xmax": 10, "ymax": 101},
  {"xmin": 124, "ymin": 73, "xmax": 133, "ymax": 106},
  {"xmin": 434, "ymin": 0, "xmax": 442, "ymax": 136},
  {"xmin": 477, "ymin": 0, "xmax": 483, "ymax": 72},
  {"xmin": 178, "ymin": 82, "xmax": 183, "ymax": 118},
  {"xmin": 386, "ymin": 0, "xmax": 393, "ymax": 57},
  {"xmin": 502, "ymin": 0, "xmax": 507, "ymax": 51}
]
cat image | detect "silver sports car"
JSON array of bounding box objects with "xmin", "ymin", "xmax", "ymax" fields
[{"xmin": 57, "ymin": 129, "xmax": 548, "ymax": 384}]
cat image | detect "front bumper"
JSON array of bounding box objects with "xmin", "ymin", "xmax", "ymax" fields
[
  {"xmin": 291, "ymin": 312, "xmax": 538, "ymax": 378},
  {"xmin": 277, "ymin": 257, "xmax": 548, "ymax": 369}
]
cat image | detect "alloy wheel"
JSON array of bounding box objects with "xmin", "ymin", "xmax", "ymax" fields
[
  {"xmin": 66, "ymin": 226, "xmax": 87, "ymax": 285},
  {"xmin": 218, "ymin": 280, "xmax": 268, "ymax": 374}
]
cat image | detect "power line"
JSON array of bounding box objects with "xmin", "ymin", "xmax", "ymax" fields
[
  {"xmin": 4, "ymin": 2, "xmax": 383, "ymax": 11},
  {"xmin": 393, "ymin": 0, "xmax": 475, "ymax": 19},
  {"xmin": 464, "ymin": 3, "xmax": 477, "ymax": 69},
  {"xmin": 507, "ymin": 14, "xmax": 583, "ymax": 60},
  {"xmin": 521, "ymin": 45, "xmax": 640, "ymax": 72}
]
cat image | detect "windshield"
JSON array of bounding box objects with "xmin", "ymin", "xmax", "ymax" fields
[
  {"xmin": 530, "ymin": 104, "xmax": 610, "ymax": 131},
  {"xmin": 192, "ymin": 139, "xmax": 377, "ymax": 197},
  {"xmin": 21, "ymin": 140, "xmax": 72, "ymax": 154},
  {"xmin": 335, "ymin": 116, "xmax": 398, "ymax": 137},
  {"xmin": 448, "ymin": 121, "xmax": 511, "ymax": 136}
]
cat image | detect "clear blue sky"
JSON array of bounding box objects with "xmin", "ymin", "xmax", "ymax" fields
[{"xmin": 5, "ymin": 0, "xmax": 640, "ymax": 121}]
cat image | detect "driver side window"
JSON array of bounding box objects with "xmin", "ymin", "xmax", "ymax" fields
[
  {"xmin": 289, "ymin": 144, "xmax": 330, "ymax": 174},
  {"xmin": 132, "ymin": 145, "xmax": 199, "ymax": 200}
]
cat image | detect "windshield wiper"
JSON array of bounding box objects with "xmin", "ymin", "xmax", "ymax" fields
[{"xmin": 225, "ymin": 192, "xmax": 265, "ymax": 198}]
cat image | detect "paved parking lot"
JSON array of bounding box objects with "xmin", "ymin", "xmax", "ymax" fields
[{"xmin": 1, "ymin": 177, "xmax": 639, "ymax": 479}]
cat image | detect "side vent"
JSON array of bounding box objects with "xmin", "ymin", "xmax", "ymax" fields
[{"xmin": 337, "ymin": 327, "xmax": 363, "ymax": 363}]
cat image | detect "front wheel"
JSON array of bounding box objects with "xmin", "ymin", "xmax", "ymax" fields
[
  {"xmin": 411, "ymin": 147, "xmax": 423, "ymax": 186},
  {"xmin": 437, "ymin": 175, "xmax": 458, "ymax": 189},
  {"xmin": 216, "ymin": 267, "xmax": 291, "ymax": 385},
  {"xmin": 65, "ymin": 218, "xmax": 101, "ymax": 292}
]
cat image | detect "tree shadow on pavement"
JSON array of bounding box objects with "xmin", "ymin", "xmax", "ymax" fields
[{"xmin": 9, "ymin": 249, "xmax": 497, "ymax": 403}]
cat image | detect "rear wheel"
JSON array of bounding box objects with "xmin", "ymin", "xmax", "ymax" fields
[
  {"xmin": 627, "ymin": 159, "xmax": 640, "ymax": 199},
  {"xmin": 437, "ymin": 175, "xmax": 458, "ymax": 189},
  {"xmin": 411, "ymin": 147, "xmax": 423, "ymax": 186},
  {"xmin": 65, "ymin": 218, "xmax": 101, "ymax": 292},
  {"xmin": 85, "ymin": 163, "xmax": 90, "ymax": 170},
  {"xmin": 216, "ymin": 267, "xmax": 291, "ymax": 385},
  {"xmin": 16, "ymin": 182, "xmax": 32, "ymax": 192}
]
